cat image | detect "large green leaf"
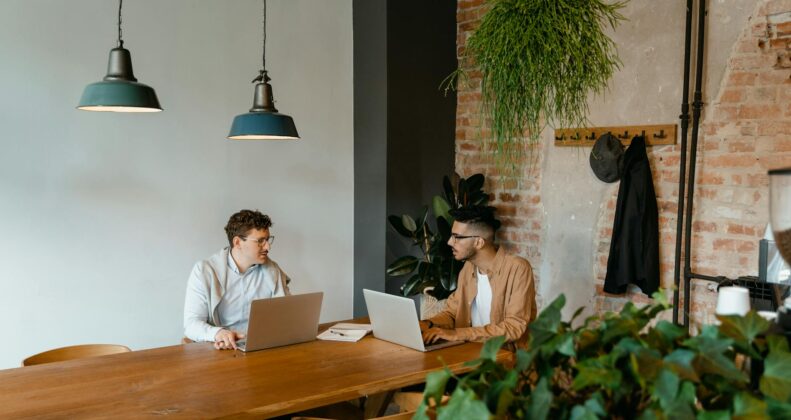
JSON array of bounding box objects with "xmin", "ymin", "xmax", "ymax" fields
[
  {"xmin": 646, "ymin": 320, "xmax": 686, "ymax": 352},
  {"xmin": 485, "ymin": 369, "xmax": 518, "ymax": 416},
  {"xmin": 683, "ymin": 326, "xmax": 746, "ymax": 382},
  {"xmin": 760, "ymin": 346, "xmax": 791, "ymax": 402},
  {"xmin": 652, "ymin": 369, "xmax": 680, "ymax": 409},
  {"xmin": 388, "ymin": 215, "xmax": 412, "ymax": 237},
  {"xmin": 401, "ymin": 274, "xmax": 423, "ymax": 296},
  {"xmin": 433, "ymin": 196, "xmax": 452, "ymax": 225},
  {"xmin": 717, "ymin": 312, "xmax": 770, "ymax": 358},
  {"xmin": 529, "ymin": 294, "xmax": 565, "ymax": 347},
  {"xmin": 525, "ymin": 377, "xmax": 552, "ymax": 420},
  {"xmin": 466, "ymin": 173, "xmax": 485, "ymax": 192},
  {"xmin": 696, "ymin": 411, "xmax": 731, "ymax": 420},
  {"xmin": 766, "ymin": 399, "xmax": 791, "ymax": 420},
  {"xmin": 437, "ymin": 387, "xmax": 491, "ymax": 420},
  {"xmin": 442, "ymin": 175, "xmax": 456, "ymax": 207},
  {"xmin": 573, "ymin": 356, "xmax": 622, "ymax": 391},
  {"xmin": 386, "ymin": 256, "xmax": 419, "ymax": 276},
  {"xmin": 570, "ymin": 393, "xmax": 606, "ymax": 420},
  {"xmin": 732, "ymin": 392, "xmax": 768, "ymax": 419},
  {"xmin": 480, "ymin": 336, "xmax": 506, "ymax": 361},
  {"xmin": 423, "ymin": 369, "xmax": 452, "ymax": 407},
  {"xmin": 402, "ymin": 214, "xmax": 417, "ymax": 232},
  {"xmin": 664, "ymin": 349, "xmax": 700, "ymax": 382}
]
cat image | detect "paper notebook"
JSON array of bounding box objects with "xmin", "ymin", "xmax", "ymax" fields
[{"xmin": 316, "ymin": 323, "xmax": 372, "ymax": 342}]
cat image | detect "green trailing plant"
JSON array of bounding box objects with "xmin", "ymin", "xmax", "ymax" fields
[
  {"xmin": 416, "ymin": 291, "xmax": 791, "ymax": 419},
  {"xmin": 387, "ymin": 174, "xmax": 488, "ymax": 300},
  {"xmin": 446, "ymin": 0, "xmax": 627, "ymax": 166}
]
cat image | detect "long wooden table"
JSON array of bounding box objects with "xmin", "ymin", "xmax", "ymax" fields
[{"xmin": 0, "ymin": 333, "xmax": 509, "ymax": 418}]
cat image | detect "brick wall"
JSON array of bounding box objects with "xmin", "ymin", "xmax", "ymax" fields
[
  {"xmin": 455, "ymin": 0, "xmax": 791, "ymax": 323},
  {"xmin": 455, "ymin": 0, "xmax": 546, "ymax": 306}
]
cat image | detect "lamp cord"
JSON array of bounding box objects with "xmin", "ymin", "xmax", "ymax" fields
[
  {"xmin": 261, "ymin": 0, "xmax": 267, "ymax": 71},
  {"xmin": 117, "ymin": 0, "xmax": 124, "ymax": 48}
]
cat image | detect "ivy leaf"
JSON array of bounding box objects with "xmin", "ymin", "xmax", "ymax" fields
[
  {"xmin": 653, "ymin": 369, "xmax": 680, "ymax": 409},
  {"xmin": 664, "ymin": 349, "xmax": 700, "ymax": 383},
  {"xmin": 525, "ymin": 377, "xmax": 552, "ymax": 420},
  {"xmin": 423, "ymin": 369, "xmax": 451, "ymax": 408},
  {"xmin": 683, "ymin": 326, "xmax": 746, "ymax": 382},
  {"xmin": 732, "ymin": 392, "xmax": 768, "ymax": 419},
  {"xmin": 696, "ymin": 411, "xmax": 731, "ymax": 420},
  {"xmin": 760, "ymin": 346, "xmax": 791, "ymax": 402},
  {"xmin": 717, "ymin": 311, "xmax": 770, "ymax": 358},
  {"xmin": 768, "ymin": 334, "xmax": 790, "ymax": 354},
  {"xmin": 437, "ymin": 387, "xmax": 491, "ymax": 420},
  {"xmin": 515, "ymin": 348, "xmax": 536, "ymax": 372},
  {"xmin": 646, "ymin": 320, "xmax": 686, "ymax": 352},
  {"xmin": 766, "ymin": 398, "xmax": 791, "ymax": 419},
  {"xmin": 485, "ymin": 370, "xmax": 518, "ymax": 417},
  {"xmin": 386, "ymin": 255, "xmax": 419, "ymax": 276},
  {"xmin": 573, "ymin": 356, "xmax": 622, "ymax": 391},
  {"xmin": 480, "ymin": 336, "xmax": 506, "ymax": 361},
  {"xmin": 529, "ymin": 294, "xmax": 565, "ymax": 347}
]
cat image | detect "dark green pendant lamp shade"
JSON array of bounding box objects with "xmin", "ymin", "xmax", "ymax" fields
[
  {"xmin": 77, "ymin": 0, "xmax": 161, "ymax": 113},
  {"xmin": 228, "ymin": 72, "xmax": 298, "ymax": 140},
  {"xmin": 228, "ymin": 0, "xmax": 298, "ymax": 141},
  {"xmin": 78, "ymin": 47, "xmax": 162, "ymax": 113}
]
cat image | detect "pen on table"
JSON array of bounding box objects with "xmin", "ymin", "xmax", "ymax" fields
[{"xmin": 329, "ymin": 329, "xmax": 348, "ymax": 337}]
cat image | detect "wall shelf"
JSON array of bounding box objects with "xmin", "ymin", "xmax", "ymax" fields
[{"xmin": 553, "ymin": 124, "xmax": 677, "ymax": 147}]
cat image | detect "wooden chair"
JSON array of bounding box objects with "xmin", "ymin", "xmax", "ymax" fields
[{"xmin": 22, "ymin": 344, "xmax": 131, "ymax": 367}]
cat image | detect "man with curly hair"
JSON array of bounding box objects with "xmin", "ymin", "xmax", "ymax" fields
[
  {"xmin": 420, "ymin": 205, "xmax": 536, "ymax": 351},
  {"xmin": 183, "ymin": 209, "xmax": 291, "ymax": 350}
]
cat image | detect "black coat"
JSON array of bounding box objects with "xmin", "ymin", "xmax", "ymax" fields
[{"xmin": 603, "ymin": 136, "xmax": 660, "ymax": 295}]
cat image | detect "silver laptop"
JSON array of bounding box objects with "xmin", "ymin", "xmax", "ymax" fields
[
  {"xmin": 363, "ymin": 289, "xmax": 463, "ymax": 352},
  {"xmin": 237, "ymin": 292, "xmax": 323, "ymax": 352}
]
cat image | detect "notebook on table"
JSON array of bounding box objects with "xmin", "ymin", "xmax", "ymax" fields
[{"xmin": 363, "ymin": 289, "xmax": 463, "ymax": 352}]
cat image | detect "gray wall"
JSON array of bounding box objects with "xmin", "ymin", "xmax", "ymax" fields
[
  {"xmin": 0, "ymin": 0, "xmax": 353, "ymax": 369},
  {"xmin": 353, "ymin": 0, "xmax": 458, "ymax": 312}
]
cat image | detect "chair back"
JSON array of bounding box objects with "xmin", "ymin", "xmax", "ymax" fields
[{"xmin": 22, "ymin": 344, "xmax": 131, "ymax": 366}]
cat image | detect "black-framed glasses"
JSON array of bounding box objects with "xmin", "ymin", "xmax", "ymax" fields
[
  {"xmin": 449, "ymin": 234, "xmax": 479, "ymax": 243},
  {"xmin": 242, "ymin": 235, "xmax": 275, "ymax": 246}
]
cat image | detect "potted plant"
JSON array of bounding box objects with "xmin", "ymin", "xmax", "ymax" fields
[
  {"xmin": 416, "ymin": 291, "xmax": 791, "ymax": 419},
  {"xmin": 387, "ymin": 173, "xmax": 488, "ymax": 317},
  {"xmin": 446, "ymin": 0, "xmax": 626, "ymax": 168}
]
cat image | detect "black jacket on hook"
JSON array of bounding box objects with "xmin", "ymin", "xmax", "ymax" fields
[{"xmin": 603, "ymin": 135, "xmax": 660, "ymax": 296}]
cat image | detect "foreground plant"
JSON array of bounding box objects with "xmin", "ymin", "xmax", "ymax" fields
[{"xmin": 416, "ymin": 291, "xmax": 791, "ymax": 419}]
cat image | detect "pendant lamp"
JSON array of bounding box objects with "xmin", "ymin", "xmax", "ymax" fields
[
  {"xmin": 77, "ymin": 0, "xmax": 162, "ymax": 113},
  {"xmin": 228, "ymin": 0, "xmax": 299, "ymax": 140}
]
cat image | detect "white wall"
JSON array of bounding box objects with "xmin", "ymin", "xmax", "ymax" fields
[{"xmin": 0, "ymin": 0, "xmax": 353, "ymax": 369}]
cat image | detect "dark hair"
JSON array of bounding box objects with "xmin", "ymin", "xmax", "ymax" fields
[
  {"xmin": 448, "ymin": 205, "xmax": 501, "ymax": 231},
  {"xmin": 224, "ymin": 209, "xmax": 273, "ymax": 246}
]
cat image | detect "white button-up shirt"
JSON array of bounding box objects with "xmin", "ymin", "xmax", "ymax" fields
[{"xmin": 215, "ymin": 252, "xmax": 281, "ymax": 335}]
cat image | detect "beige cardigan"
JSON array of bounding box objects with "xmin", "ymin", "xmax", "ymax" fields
[{"xmin": 428, "ymin": 247, "xmax": 537, "ymax": 351}]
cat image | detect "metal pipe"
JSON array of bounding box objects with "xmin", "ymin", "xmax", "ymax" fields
[
  {"xmin": 683, "ymin": 0, "xmax": 708, "ymax": 331},
  {"xmin": 673, "ymin": 0, "xmax": 695, "ymax": 325}
]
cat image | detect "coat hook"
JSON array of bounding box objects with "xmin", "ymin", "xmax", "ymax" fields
[
  {"xmin": 555, "ymin": 133, "xmax": 566, "ymax": 141},
  {"xmin": 641, "ymin": 130, "xmax": 646, "ymax": 137},
  {"xmin": 617, "ymin": 130, "xmax": 630, "ymax": 139},
  {"xmin": 653, "ymin": 129, "xmax": 666, "ymax": 139},
  {"xmin": 570, "ymin": 132, "xmax": 581, "ymax": 141},
  {"xmin": 585, "ymin": 132, "xmax": 596, "ymax": 140}
]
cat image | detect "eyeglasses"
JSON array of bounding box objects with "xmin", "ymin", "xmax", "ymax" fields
[
  {"xmin": 449, "ymin": 234, "xmax": 479, "ymax": 243},
  {"xmin": 242, "ymin": 236, "xmax": 275, "ymax": 246}
]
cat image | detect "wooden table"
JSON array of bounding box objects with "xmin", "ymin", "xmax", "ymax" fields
[{"xmin": 0, "ymin": 332, "xmax": 509, "ymax": 418}]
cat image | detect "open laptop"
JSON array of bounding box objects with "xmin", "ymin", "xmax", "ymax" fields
[
  {"xmin": 363, "ymin": 289, "xmax": 463, "ymax": 352},
  {"xmin": 237, "ymin": 292, "xmax": 323, "ymax": 352}
]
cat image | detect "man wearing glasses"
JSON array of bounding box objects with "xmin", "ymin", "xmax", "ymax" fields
[
  {"xmin": 183, "ymin": 209, "xmax": 290, "ymax": 350},
  {"xmin": 420, "ymin": 205, "xmax": 537, "ymax": 351}
]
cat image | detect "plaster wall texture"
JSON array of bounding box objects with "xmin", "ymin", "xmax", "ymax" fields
[
  {"xmin": 0, "ymin": 0, "xmax": 353, "ymax": 369},
  {"xmin": 455, "ymin": 0, "xmax": 765, "ymax": 321}
]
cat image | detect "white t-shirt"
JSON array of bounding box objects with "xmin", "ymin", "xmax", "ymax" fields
[{"xmin": 471, "ymin": 268, "xmax": 492, "ymax": 327}]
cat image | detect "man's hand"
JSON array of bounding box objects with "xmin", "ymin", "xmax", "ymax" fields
[
  {"xmin": 418, "ymin": 320, "xmax": 433, "ymax": 332},
  {"xmin": 214, "ymin": 329, "xmax": 245, "ymax": 350},
  {"xmin": 422, "ymin": 327, "xmax": 459, "ymax": 344}
]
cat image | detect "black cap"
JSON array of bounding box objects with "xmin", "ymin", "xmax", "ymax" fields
[{"xmin": 590, "ymin": 133, "xmax": 624, "ymax": 183}]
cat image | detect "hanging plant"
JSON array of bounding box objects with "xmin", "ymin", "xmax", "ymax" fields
[{"xmin": 448, "ymin": 0, "xmax": 627, "ymax": 167}]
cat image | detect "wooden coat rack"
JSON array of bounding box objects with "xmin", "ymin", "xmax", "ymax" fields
[{"xmin": 553, "ymin": 124, "xmax": 677, "ymax": 147}]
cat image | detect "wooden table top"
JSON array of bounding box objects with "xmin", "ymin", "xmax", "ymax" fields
[{"xmin": 0, "ymin": 330, "xmax": 509, "ymax": 419}]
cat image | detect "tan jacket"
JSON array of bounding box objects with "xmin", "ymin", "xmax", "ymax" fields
[{"xmin": 428, "ymin": 247, "xmax": 537, "ymax": 350}]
